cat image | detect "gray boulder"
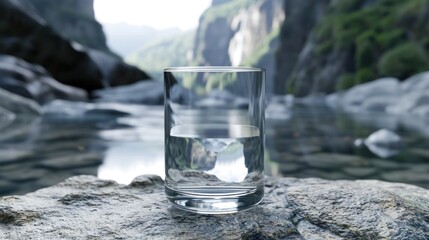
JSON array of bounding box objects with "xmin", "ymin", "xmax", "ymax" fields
[
  {"xmin": 0, "ymin": 106, "xmax": 15, "ymax": 130},
  {"xmin": 329, "ymin": 72, "xmax": 429, "ymax": 118},
  {"xmin": 384, "ymin": 71, "xmax": 429, "ymax": 116},
  {"xmin": 360, "ymin": 129, "xmax": 404, "ymax": 158},
  {"xmin": 386, "ymin": 90, "xmax": 429, "ymax": 115},
  {"xmin": 341, "ymin": 78, "xmax": 399, "ymax": 112},
  {"xmin": 0, "ymin": 175, "xmax": 428, "ymax": 239},
  {"xmin": 0, "ymin": 55, "xmax": 87, "ymax": 103},
  {"xmin": 41, "ymin": 100, "xmax": 148, "ymax": 125},
  {"xmin": 399, "ymin": 71, "xmax": 429, "ymax": 93},
  {"xmin": 0, "ymin": 88, "xmax": 40, "ymax": 116},
  {"xmin": 411, "ymin": 105, "xmax": 429, "ymax": 118}
]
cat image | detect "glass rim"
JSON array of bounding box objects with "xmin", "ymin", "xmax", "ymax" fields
[{"xmin": 164, "ymin": 66, "xmax": 264, "ymax": 73}]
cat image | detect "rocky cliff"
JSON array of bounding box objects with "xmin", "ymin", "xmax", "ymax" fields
[
  {"xmin": 0, "ymin": 0, "xmax": 149, "ymax": 92},
  {"xmin": 274, "ymin": 0, "xmax": 331, "ymax": 94},
  {"xmin": 194, "ymin": 0, "xmax": 284, "ymax": 93},
  {"xmin": 26, "ymin": 0, "xmax": 109, "ymax": 52},
  {"xmin": 275, "ymin": 0, "xmax": 429, "ymax": 96}
]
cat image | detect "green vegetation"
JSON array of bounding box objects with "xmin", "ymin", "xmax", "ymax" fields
[
  {"xmin": 378, "ymin": 43, "xmax": 429, "ymax": 79},
  {"xmin": 201, "ymin": 0, "xmax": 253, "ymax": 22},
  {"xmin": 126, "ymin": 31, "xmax": 195, "ymax": 80},
  {"xmin": 314, "ymin": 0, "xmax": 429, "ymax": 91},
  {"xmin": 336, "ymin": 74, "xmax": 356, "ymax": 90}
]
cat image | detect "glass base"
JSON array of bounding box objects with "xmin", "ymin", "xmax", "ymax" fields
[{"xmin": 165, "ymin": 185, "xmax": 264, "ymax": 214}]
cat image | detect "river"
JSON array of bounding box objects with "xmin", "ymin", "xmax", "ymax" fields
[{"xmin": 1, "ymin": 100, "xmax": 428, "ymax": 196}]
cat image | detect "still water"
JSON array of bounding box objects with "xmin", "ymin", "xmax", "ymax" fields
[{"xmin": 1, "ymin": 101, "xmax": 428, "ymax": 196}]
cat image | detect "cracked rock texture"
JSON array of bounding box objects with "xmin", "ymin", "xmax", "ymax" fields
[{"xmin": 0, "ymin": 175, "xmax": 428, "ymax": 239}]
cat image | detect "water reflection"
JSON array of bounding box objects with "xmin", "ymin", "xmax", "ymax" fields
[
  {"xmin": 98, "ymin": 141, "xmax": 164, "ymax": 184},
  {"xmin": 1, "ymin": 102, "xmax": 429, "ymax": 196},
  {"xmin": 266, "ymin": 105, "xmax": 429, "ymax": 188}
]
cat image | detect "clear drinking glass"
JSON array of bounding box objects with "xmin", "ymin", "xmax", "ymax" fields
[{"xmin": 164, "ymin": 67, "xmax": 265, "ymax": 214}]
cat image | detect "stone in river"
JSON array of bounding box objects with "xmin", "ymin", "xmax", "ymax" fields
[
  {"xmin": 37, "ymin": 152, "xmax": 104, "ymax": 170},
  {"xmin": 363, "ymin": 129, "xmax": 403, "ymax": 158},
  {"xmin": 371, "ymin": 158, "xmax": 403, "ymax": 170},
  {"xmin": 1, "ymin": 167, "xmax": 48, "ymax": 183},
  {"xmin": 278, "ymin": 162, "xmax": 303, "ymax": 174},
  {"xmin": 0, "ymin": 55, "xmax": 88, "ymax": 103},
  {"xmin": 408, "ymin": 148, "xmax": 429, "ymax": 161},
  {"xmin": 94, "ymin": 80, "xmax": 164, "ymax": 105},
  {"xmin": 0, "ymin": 106, "xmax": 15, "ymax": 130},
  {"xmin": 300, "ymin": 153, "xmax": 370, "ymax": 169},
  {"xmin": 0, "ymin": 147, "xmax": 33, "ymax": 164},
  {"xmin": 0, "ymin": 179, "xmax": 15, "ymax": 195},
  {"xmin": 381, "ymin": 170, "xmax": 429, "ymax": 184},
  {"xmin": 343, "ymin": 167, "xmax": 377, "ymax": 178},
  {"xmin": 0, "ymin": 175, "xmax": 428, "ymax": 239},
  {"xmin": 0, "ymin": 88, "xmax": 40, "ymax": 116}
]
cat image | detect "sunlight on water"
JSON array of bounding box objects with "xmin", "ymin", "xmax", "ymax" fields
[{"xmin": 97, "ymin": 141, "xmax": 164, "ymax": 184}]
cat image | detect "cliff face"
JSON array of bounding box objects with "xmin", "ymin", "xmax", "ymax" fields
[
  {"xmin": 26, "ymin": 0, "xmax": 109, "ymax": 52},
  {"xmin": 193, "ymin": 0, "xmax": 284, "ymax": 93},
  {"xmin": 275, "ymin": 0, "xmax": 429, "ymax": 96},
  {"xmin": 274, "ymin": 0, "xmax": 331, "ymax": 94},
  {"xmin": 0, "ymin": 0, "xmax": 149, "ymax": 92}
]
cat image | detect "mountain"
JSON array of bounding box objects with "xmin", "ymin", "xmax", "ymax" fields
[
  {"xmin": 126, "ymin": 31, "xmax": 195, "ymax": 81},
  {"xmin": 103, "ymin": 23, "xmax": 181, "ymax": 57},
  {"xmin": 0, "ymin": 0, "xmax": 149, "ymax": 92},
  {"xmin": 193, "ymin": 0, "xmax": 285, "ymax": 93},
  {"xmin": 275, "ymin": 0, "xmax": 429, "ymax": 96},
  {"xmin": 26, "ymin": 0, "xmax": 109, "ymax": 52}
]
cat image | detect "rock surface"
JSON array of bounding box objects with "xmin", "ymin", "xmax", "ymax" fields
[
  {"xmin": 0, "ymin": 175, "xmax": 428, "ymax": 239},
  {"xmin": 328, "ymin": 72, "xmax": 429, "ymax": 119}
]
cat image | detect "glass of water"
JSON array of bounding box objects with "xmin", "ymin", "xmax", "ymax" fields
[{"xmin": 164, "ymin": 67, "xmax": 265, "ymax": 214}]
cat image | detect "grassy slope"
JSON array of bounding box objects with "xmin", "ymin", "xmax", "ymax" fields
[{"xmin": 126, "ymin": 31, "xmax": 195, "ymax": 81}]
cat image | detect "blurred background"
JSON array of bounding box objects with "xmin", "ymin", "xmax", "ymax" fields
[{"xmin": 0, "ymin": 0, "xmax": 429, "ymax": 196}]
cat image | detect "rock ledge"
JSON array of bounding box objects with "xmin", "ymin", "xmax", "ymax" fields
[{"xmin": 0, "ymin": 175, "xmax": 428, "ymax": 239}]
